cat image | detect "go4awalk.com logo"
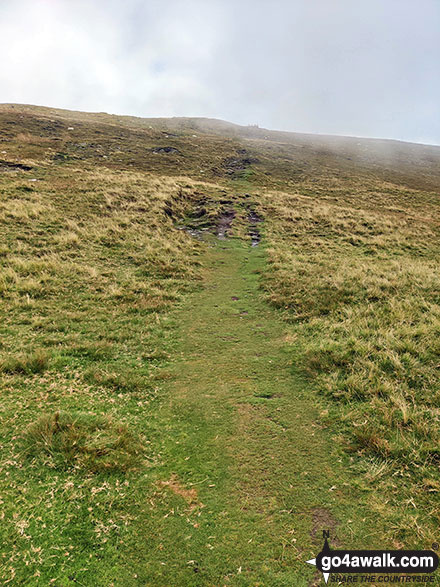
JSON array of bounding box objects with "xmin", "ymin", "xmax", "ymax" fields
[{"xmin": 306, "ymin": 532, "xmax": 439, "ymax": 584}]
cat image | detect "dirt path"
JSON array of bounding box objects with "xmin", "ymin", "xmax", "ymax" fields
[{"xmin": 125, "ymin": 238, "xmax": 384, "ymax": 586}]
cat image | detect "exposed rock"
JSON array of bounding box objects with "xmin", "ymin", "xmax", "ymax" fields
[{"xmin": 152, "ymin": 146, "xmax": 181, "ymax": 154}]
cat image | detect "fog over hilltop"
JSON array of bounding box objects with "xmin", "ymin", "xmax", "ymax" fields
[{"xmin": 1, "ymin": 0, "xmax": 439, "ymax": 144}]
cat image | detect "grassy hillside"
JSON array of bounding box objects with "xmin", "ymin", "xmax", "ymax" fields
[{"xmin": 0, "ymin": 103, "xmax": 439, "ymax": 584}]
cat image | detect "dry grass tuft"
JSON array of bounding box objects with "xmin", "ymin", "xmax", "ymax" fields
[
  {"xmin": 84, "ymin": 366, "xmax": 149, "ymax": 394},
  {"xmin": 23, "ymin": 411, "xmax": 143, "ymax": 473},
  {"xmin": 0, "ymin": 349, "xmax": 50, "ymax": 374},
  {"xmin": 260, "ymin": 178, "xmax": 440, "ymax": 536}
]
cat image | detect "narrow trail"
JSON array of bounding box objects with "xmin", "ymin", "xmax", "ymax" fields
[{"xmin": 129, "ymin": 238, "xmax": 384, "ymax": 586}]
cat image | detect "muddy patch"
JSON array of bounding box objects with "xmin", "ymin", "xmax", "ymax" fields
[
  {"xmin": 222, "ymin": 149, "xmax": 259, "ymax": 179},
  {"xmin": 247, "ymin": 209, "xmax": 263, "ymax": 246},
  {"xmin": 217, "ymin": 209, "xmax": 235, "ymax": 239},
  {"xmin": 173, "ymin": 191, "xmax": 264, "ymax": 244},
  {"xmin": 308, "ymin": 508, "xmax": 340, "ymax": 586},
  {"xmin": 310, "ymin": 507, "xmax": 340, "ymax": 546},
  {"xmin": 174, "ymin": 196, "xmax": 213, "ymax": 240},
  {"xmin": 177, "ymin": 226, "xmax": 209, "ymax": 240}
]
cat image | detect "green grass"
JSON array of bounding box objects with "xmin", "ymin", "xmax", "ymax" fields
[
  {"xmin": 0, "ymin": 348, "xmax": 50, "ymax": 374},
  {"xmin": 0, "ymin": 162, "xmax": 210, "ymax": 583},
  {"xmin": 23, "ymin": 410, "xmax": 143, "ymax": 473},
  {"xmin": 258, "ymin": 183, "xmax": 440, "ymax": 545},
  {"xmin": 118, "ymin": 239, "xmax": 385, "ymax": 585},
  {"xmin": 1, "ymin": 104, "xmax": 440, "ymax": 584}
]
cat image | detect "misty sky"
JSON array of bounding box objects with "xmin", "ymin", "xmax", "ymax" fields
[{"xmin": 1, "ymin": 0, "xmax": 439, "ymax": 144}]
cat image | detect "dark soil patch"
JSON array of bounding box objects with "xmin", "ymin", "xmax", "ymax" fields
[
  {"xmin": 152, "ymin": 146, "xmax": 181, "ymax": 154},
  {"xmin": 222, "ymin": 156, "xmax": 259, "ymax": 178},
  {"xmin": 248, "ymin": 209, "xmax": 263, "ymax": 246},
  {"xmin": 188, "ymin": 206, "xmax": 207, "ymax": 219},
  {"xmin": 0, "ymin": 160, "xmax": 33, "ymax": 171},
  {"xmin": 310, "ymin": 507, "xmax": 340, "ymax": 546},
  {"xmin": 173, "ymin": 194, "xmax": 212, "ymax": 239},
  {"xmin": 217, "ymin": 209, "xmax": 235, "ymax": 239},
  {"xmin": 307, "ymin": 508, "xmax": 340, "ymax": 586}
]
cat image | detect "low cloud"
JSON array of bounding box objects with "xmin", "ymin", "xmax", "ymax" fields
[{"xmin": 1, "ymin": 0, "xmax": 439, "ymax": 144}]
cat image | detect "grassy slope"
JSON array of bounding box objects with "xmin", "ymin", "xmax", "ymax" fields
[
  {"xmin": 119, "ymin": 239, "xmax": 386, "ymax": 586},
  {"xmin": 258, "ymin": 178, "xmax": 440, "ymax": 543},
  {"xmin": 0, "ymin": 104, "xmax": 439, "ymax": 584}
]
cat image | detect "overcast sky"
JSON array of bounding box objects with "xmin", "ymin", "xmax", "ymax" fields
[{"xmin": 1, "ymin": 0, "xmax": 439, "ymax": 144}]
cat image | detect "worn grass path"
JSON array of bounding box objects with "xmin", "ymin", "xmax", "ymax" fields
[{"xmin": 119, "ymin": 238, "xmax": 385, "ymax": 586}]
